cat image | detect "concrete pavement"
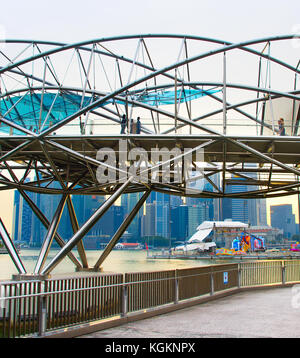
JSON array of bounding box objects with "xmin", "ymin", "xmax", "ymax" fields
[{"xmin": 78, "ymin": 286, "xmax": 300, "ymax": 338}]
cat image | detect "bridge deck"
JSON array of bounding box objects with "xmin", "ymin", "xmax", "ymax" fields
[
  {"xmin": 78, "ymin": 286, "xmax": 299, "ymax": 338},
  {"xmin": 2, "ymin": 134, "xmax": 300, "ymax": 165},
  {"xmin": 1, "ymin": 134, "xmax": 300, "ymax": 198}
]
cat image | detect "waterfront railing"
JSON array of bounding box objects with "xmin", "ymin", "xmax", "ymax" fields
[{"xmin": 0, "ymin": 260, "xmax": 300, "ymax": 338}]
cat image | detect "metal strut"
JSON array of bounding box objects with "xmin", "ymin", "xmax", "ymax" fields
[
  {"xmin": 19, "ymin": 189, "xmax": 82, "ymax": 270},
  {"xmin": 0, "ymin": 217, "xmax": 26, "ymax": 274},
  {"xmin": 40, "ymin": 177, "xmax": 134, "ymax": 275},
  {"xmin": 94, "ymin": 190, "xmax": 151, "ymax": 269},
  {"xmin": 66, "ymin": 195, "xmax": 89, "ymax": 268},
  {"xmin": 34, "ymin": 194, "xmax": 68, "ymax": 274}
]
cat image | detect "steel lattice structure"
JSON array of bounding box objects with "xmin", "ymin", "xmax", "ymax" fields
[{"xmin": 0, "ymin": 34, "xmax": 299, "ymax": 276}]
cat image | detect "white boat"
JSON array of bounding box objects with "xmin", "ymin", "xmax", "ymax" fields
[
  {"xmin": 114, "ymin": 243, "xmax": 143, "ymax": 250},
  {"xmin": 174, "ymin": 220, "xmax": 249, "ymax": 254}
]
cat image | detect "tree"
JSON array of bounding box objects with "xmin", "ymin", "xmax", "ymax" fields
[{"xmin": 141, "ymin": 236, "xmax": 170, "ymax": 248}]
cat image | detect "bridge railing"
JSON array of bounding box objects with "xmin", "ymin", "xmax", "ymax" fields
[
  {"xmin": 0, "ymin": 273, "xmax": 123, "ymax": 338},
  {"xmin": 240, "ymin": 260, "xmax": 300, "ymax": 286},
  {"xmin": 0, "ymin": 260, "xmax": 299, "ymax": 338}
]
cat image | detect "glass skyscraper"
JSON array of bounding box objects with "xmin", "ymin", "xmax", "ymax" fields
[
  {"xmin": 12, "ymin": 187, "xmax": 33, "ymax": 245},
  {"xmin": 270, "ymin": 204, "xmax": 296, "ymax": 238}
]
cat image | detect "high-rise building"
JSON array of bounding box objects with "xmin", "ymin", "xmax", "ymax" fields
[
  {"xmin": 257, "ymin": 199, "xmax": 267, "ymax": 226},
  {"xmin": 270, "ymin": 204, "xmax": 296, "ymax": 238},
  {"xmin": 222, "ymin": 171, "xmax": 266, "ymax": 226},
  {"xmin": 229, "ymin": 177, "xmax": 249, "ymax": 223},
  {"xmin": 156, "ymin": 195, "xmax": 170, "ymax": 238},
  {"xmin": 121, "ymin": 192, "xmax": 143, "ymax": 239},
  {"xmin": 188, "ymin": 205, "xmax": 207, "ymax": 237},
  {"xmin": 73, "ymin": 194, "xmax": 125, "ymax": 245},
  {"xmin": 219, "ymin": 162, "xmax": 270, "ymax": 226},
  {"xmin": 141, "ymin": 203, "xmax": 156, "ymax": 237},
  {"xmin": 83, "ymin": 204, "xmax": 124, "ymax": 248},
  {"xmin": 30, "ymin": 191, "xmax": 43, "ymax": 247},
  {"xmin": 141, "ymin": 192, "xmax": 171, "ymax": 238},
  {"xmin": 170, "ymin": 205, "xmax": 189, "ymax": 241},
  {"xmin": 30, "ymin": 191, "xmax": 74, "ymax": 247},
  {"xmin": 12, "ymin": 188, "xmax": 33, "ymax": 245},
  {"xmin": 170, "ymin": 195, "xmax": 182, "ymax": 208},
  {"xmin": 244, "ymin": 164, "xmax": 259, "ymax": 226},
  {"xmin": 12, "ymin": 190, "xmax": 20, "ymax": 242}
]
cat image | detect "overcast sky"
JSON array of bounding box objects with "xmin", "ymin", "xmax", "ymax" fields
[
  {"xmin": 1, "ymin": 0, "xmax": 299, "ymax": 43},
  {"xmin": 0, "ymin": 0, "xmax": 299, "ymax": 232}
]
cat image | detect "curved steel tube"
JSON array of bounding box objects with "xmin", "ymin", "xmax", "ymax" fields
[{"xmin": 1, "ymin": 34, "xmax": 299, "ymax": 75}]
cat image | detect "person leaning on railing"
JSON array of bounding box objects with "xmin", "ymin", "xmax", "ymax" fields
[
  {"xmin": 136, "ymin": 117, "xmax": 141, "ymax": 134},
  {"xmin": 278, "ymin": 118, "xmax": 286, "ymax": 136},
  {"xmin": 120, "ymin": 114, "xmax": 127, "ymax": 134}
]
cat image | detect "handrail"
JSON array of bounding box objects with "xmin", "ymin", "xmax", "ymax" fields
[{"xmin": 0, "ymin": 260, "xmax": 299, "ymax": 338}]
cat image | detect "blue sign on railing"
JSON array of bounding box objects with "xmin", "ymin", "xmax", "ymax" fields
[{"xmin": 223, "ymin": 272, "xmax": 228, "ymax": 284}]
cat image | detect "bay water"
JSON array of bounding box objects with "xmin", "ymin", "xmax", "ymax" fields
[{"xmin": 0, "ymin": 248, "xmax": 227, "ymax": 281}]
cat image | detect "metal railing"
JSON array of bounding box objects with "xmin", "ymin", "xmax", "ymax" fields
[
  {"xmin": 0, "ymin": 260, "xmax": 300, "ymax": 338},
  {"xmin": 240, "ymin": 260, "xmax": 300, "ymax": 286},
  {"xmin": 0, "ymin": 273, "xmax": 123, "ymax": 338}
]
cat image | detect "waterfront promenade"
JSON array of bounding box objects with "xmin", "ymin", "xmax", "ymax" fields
[{"xmin": 79, "ymin": 287, "xmax": 300, "ymax": 338}]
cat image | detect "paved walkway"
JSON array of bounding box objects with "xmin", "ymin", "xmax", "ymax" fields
[{"xmin": 79, "ymin": 287, "xmax": 300, "ymax": 338}]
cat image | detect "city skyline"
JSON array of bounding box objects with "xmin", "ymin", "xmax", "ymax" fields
[
  {"xmin": 1, "ymin": 184, "xmax": 299, "ymax": 238},
  {"xmin": 1, "ymin": 190, "xmax": 300, "ymax": 235},
  {"xmin": 10, "ymin": 183, "xmax": 298, "ymax": 249}
]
